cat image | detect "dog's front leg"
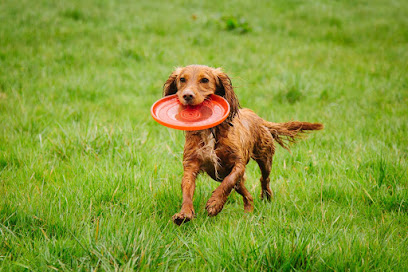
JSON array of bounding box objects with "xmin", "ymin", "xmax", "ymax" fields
[
  {"xmin": 172, "ymin": 161, "xmax": 200, "ymax": 225},
  {"xmin": 206, "ymin": 163, "xmax": 245, "ymax": 216}
]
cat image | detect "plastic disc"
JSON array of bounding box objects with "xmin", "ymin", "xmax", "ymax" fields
[{"xmin": 151, "ymin": 94, "xmax": 230, "ymax": 131}]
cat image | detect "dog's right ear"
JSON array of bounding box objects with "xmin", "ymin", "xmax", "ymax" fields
[
  {"xmin": 213, "ymin": 68, "xmax": 240, "ymax": 121},
  {"xmin": 163, "ymin": 67, "xmax": 182, "ymax": 96}
]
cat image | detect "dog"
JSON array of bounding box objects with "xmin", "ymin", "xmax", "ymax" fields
[{"xmin": 162, "ymin": 65, "xmax": 323, "ymax": 225}]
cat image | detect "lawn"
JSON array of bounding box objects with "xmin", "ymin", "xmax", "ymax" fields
[{"xmin": 1, "ymin": 0, "xmax": 407, "ymax": 270}]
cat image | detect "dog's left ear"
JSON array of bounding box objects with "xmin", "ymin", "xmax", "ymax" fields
[
  {"xmin": 214, "ymin": 68, "xmax": 240, "ymax": 121},
  {"xmin": 163, "ymin": 67, "xmax": 182, "ymax": 96}
]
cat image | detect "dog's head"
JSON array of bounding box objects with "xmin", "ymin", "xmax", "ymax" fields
[{"xmin": 163, "ymin": 65, "xmax": 240, "ymax": 121}]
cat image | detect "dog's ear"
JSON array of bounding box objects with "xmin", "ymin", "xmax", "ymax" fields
[
  {"xmin": 214, "ymin": 68, "xmax": 240, "ymax": 120},
  {"xmin": 163, "ymin": 67, "xmax": 182, "ymax": 96}
]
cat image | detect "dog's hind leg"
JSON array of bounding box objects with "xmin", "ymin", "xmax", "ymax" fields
[
  {"xmin": 256, "ymin": 157, "xmax": 274, "ymax": 201},
  {"xmin": 206, "ymin": 163, "xmax": 246, "ymax": 216},
  {"xmin": 253, "ymin": 128, "xmax": 275, "ymax": 201},
  {"xmin": 234, "ymin": 173, "xmax": 254, "ymax": 212}
]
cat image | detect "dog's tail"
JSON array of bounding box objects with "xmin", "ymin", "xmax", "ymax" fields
[{"xmin": 264, "ymin": 121, "xmax": 324, "ymax": 150}]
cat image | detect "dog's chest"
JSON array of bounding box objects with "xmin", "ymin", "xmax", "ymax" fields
[
  {"xmin": 192, "ymin": 130, "xmax": 233, "ymax": 181},
  {"xmin": 196, "ymin": 131, "xmax": 219, "ymax": 167}
]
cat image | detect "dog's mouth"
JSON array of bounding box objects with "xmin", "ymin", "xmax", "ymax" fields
[
  {"xmin": 183, "ymin": 100, "xmax": 196, "ymax": 106},
  {"xmin": 179, "ymin": 97, "xmax": 206, "ymax": 107}
]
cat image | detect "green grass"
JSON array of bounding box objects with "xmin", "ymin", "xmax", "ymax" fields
[{"xmin": 1, "ymin": 0, "xmax": 408, "ymax": 270}]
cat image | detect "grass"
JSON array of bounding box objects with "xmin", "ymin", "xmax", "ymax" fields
[{"xmin": 1, "ymin": 0, "xmax": 407, "ymax": 270}]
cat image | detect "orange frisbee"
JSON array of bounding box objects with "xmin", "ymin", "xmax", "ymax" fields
[{"xmin": 151, "ymin": 94, "xmax": 230, "ymax": 131}]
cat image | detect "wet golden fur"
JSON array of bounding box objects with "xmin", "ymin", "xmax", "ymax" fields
[{"xmin": 163, "ymin": 65, "xmax": 323, "ymax": 225}]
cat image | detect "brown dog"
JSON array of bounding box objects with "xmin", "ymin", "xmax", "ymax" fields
[{"xmin": 163, "ymin": 65, "xmax": 323, "ymax": 225}]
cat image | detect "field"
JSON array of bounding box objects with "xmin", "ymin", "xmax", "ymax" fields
[{"xmin": 1, "ymin": 0, "xmax": 408, "ymax": 270}]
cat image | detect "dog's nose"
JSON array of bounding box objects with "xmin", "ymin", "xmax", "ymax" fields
[{"xmin": 182, "ymin": 90, "xmax": 195, "ymax": 102}]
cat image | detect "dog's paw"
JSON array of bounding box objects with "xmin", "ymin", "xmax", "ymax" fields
[
  {"xmin": 206, "ymin": 197, "xmax": 226, "ymax": 217},
  {"xmin": 244, "ymin": 202, "xmax": 254, "ymax": 213},
  {"xmin": 261, "ymin": 189, "xmax": 274, "ymax": 201},
  {"xmin": 172, "ymin": 212, "xmax": 194, "ymax": 225}
]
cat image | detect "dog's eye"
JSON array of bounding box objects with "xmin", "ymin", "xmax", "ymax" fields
[
  {"xmin": 200, "ymin": 78, "xmax": 209, "ymax": 83},
  {"xmin": 180, "ymin": 77, "xmax": 186, "ymax": 82}
]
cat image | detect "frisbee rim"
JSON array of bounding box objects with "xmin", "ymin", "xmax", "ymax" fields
[{"xmin": 150, "ymin": 94, "xmax": 230, "ymax": 131}]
